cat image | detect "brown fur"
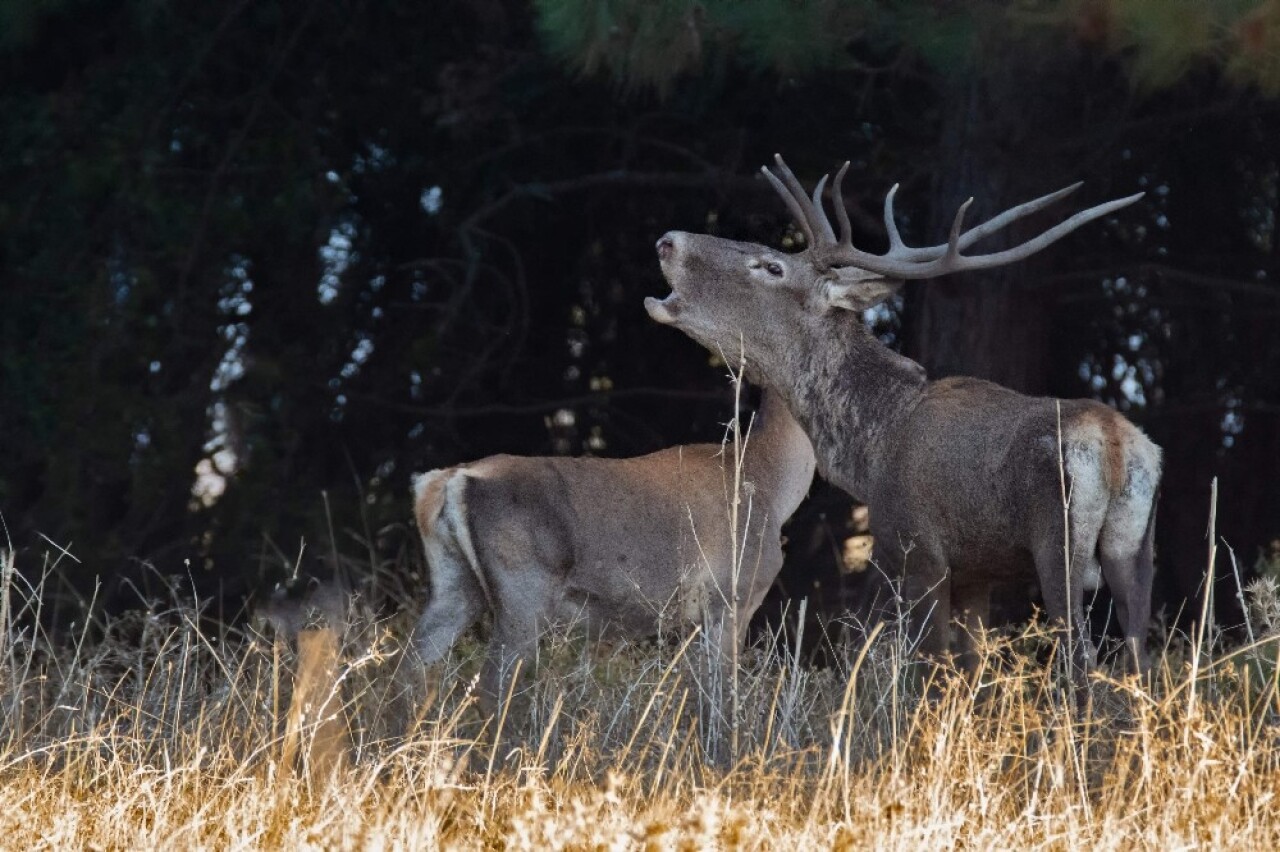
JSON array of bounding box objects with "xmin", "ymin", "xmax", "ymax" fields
[
  {"xmin": 409, "ymin": 387, "xmax": 817, "ymax": 711},
  {"xmin": 1073, "ymin": 407, "xmax": 1127, "ymax": 492},
  {"xmin": 413, "ymin": 466, "xmax": 453, "ymax": 540}
]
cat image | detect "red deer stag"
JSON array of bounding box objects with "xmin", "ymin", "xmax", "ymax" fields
[
  {"xmin": 410, "ymin": 386, "xmax": 815, "ymax": 712},
  {"xmin": 646, "ymin": 156, "xmax": 1160, "ymax": 684}
]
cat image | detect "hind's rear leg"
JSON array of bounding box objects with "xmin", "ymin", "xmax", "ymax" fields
[{"xmin": 413, "ymin": 547, "xmax": 487, "ymax": 666}]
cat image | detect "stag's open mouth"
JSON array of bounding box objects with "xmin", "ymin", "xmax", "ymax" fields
[
  {"xmin": 647, "ymin": 232, "xmax": 684, "ymax": 324},
  {"xmin": 644, "ymin": 293, "xmax": 681, "ymax": 324}
]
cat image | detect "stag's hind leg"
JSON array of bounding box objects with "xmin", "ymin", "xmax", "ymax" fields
[
  {"xmin": 1040, "ymin": 438, "xmax": 1120, "ymax": 696},
  {"xmin": 1100, "ymin": 497, "xmax": 1157, "ymax": 676},
  {"xmin": 1033, "ymin": 515, "xmax": 1101, "ymax": 698}
]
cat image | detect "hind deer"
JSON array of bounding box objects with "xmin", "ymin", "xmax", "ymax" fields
[
  {"xmin": 410, "ymin": 386, "xmax": 815, "ymax": 712},
  {"xmin": 646, "ymin": 156, "xmax": 1160, "ymax": 687}
]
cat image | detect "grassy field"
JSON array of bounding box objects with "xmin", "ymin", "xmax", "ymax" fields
[{"xmin": 3, "ymin": 544, "xmax": 1280, "ymax": 850}]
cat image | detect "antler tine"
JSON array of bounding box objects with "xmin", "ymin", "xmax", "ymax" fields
[
  {"xmin": 761, "ymin": 155, "xmax": 1141, "ymax": 282},
  {"xmin": 928, "ymin": 191, "xmax": 1144, "ymax": 276},
  {"xmin": 884, "ymin": 184, "xmax": 907, "ymax": 254},
  {"xmin": 888, "ymin": 182, "xmax": 1086, "ymax": 262},
  {"xmin": 943, "ymin": 198, "xmax": 974, "ymax": 263},
  {"xmin": 956, "ymin": 181, "xmax": 1084, "ymax": 251},
  {"xmin": 850, "ymin": 190, "xmax": 1144, "ymax": 280},
  {"xmin": 831, "ymin": 162, "xmax": 852, "ymax": 246},
  {"xmin": 771, "ymin": 154, "xmax": 833, "ymax": 246},
  {"xmin": 810, "ymin": 174, "xmax": 836, "ymax": 243},
  {"xmin": 761, "ymin": 164, "xmax": 815, "ymax": 247}
]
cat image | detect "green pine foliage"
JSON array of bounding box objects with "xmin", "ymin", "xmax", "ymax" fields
[
  {"xmin": 532, "ymin": 0, "xmax": 708, "ymax": 93},
  {"xmin": 706, "ymin": 0, "xmax": 879, "ymax": 76},
  {"xmin": 533, "ymin": 0, "xmax": 1280, "ymax": 96}
]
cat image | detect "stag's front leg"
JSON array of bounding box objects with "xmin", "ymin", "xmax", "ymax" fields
[
  {"xmin": 952, "ymin": 582, "xmax": 991, "ymax": 679},
  {"xmin": 900, "ymin": 550, "xmax": 952, "ymax": 663},
  {"xmin": 894, "ymin": 552, "xmax": 953, "ymax": 706}
]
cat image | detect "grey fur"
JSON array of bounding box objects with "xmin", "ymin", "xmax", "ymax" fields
[{"xmin": 646, "ymin": 168, "xmax": 1161, "ymax": 681}]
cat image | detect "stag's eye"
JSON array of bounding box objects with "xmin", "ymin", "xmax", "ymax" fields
[{"xmin": 764, "ymin": 260, "xmax": 784, "ymax": 277}]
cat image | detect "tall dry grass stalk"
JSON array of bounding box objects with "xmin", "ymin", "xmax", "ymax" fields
[{"xmin": 4, "ymin": 534, "xmax": 1280, "ymax": 848}]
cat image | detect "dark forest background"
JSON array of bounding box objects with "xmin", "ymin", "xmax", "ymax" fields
[{"xmin": 2, "ymin": 0, "xmax": 1278, "ymax": 632}]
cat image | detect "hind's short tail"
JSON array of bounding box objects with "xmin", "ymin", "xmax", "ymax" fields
[
  {"xmin": 411, "ymin": 465, "xmax": 493, "ymax": 608},
  {"xmin": 412, "ymin": 468, "xmax": 456, "ymax": 540},
  {"xmin": 409, "ymin": 465, "xmax": 489, "ymax": 666}
]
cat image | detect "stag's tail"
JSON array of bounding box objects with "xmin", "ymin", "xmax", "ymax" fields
[{"xmin": 410, "ymin": 467, "xmax": 489, "ymax": 665}]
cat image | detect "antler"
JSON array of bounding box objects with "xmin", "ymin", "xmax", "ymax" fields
[{"xmin": 761, "ymin": 154, "xmax": 1144, "ymax": 281}]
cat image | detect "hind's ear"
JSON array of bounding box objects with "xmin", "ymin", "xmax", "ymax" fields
[{"xmin": 822, "ymin": 268, "xmax": 902, "ymax": 312}]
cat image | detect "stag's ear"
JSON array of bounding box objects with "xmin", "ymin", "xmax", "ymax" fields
[{"xmin": 822, "ymin": 268, "xmax": 902, "ymax": 312}]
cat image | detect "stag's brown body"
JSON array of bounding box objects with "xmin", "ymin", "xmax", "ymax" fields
[
  {"xmin": 647, "ymin": 157, "xmax": 1160, "ymax": 676},
  {"xmin": 410, "ymin": 387, "xmax": 815, "ymax": 709}
]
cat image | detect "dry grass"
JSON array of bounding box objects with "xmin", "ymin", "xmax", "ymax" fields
[{"xmin": 4, "ymin": 546, "xmax": 1280, "ymax": 849}]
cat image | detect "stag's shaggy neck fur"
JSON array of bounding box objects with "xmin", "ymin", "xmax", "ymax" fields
[{"xmin": 768, "ymin": 312, "xmax": 926, "ymax": 503}]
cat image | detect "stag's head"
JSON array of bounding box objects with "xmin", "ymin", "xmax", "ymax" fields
[{"xmin": 646, "ymin": 154, "xmax": 1142, "ymax": 377}]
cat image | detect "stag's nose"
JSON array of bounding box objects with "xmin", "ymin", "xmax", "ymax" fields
[{"xmin": 655, "ymin": 233, "xmax": 676, "ymax": 260}]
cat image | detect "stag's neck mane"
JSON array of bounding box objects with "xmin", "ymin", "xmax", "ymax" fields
[{"xmin": 778, "ymin": 312, "xmax": 926, "ymax": 501}]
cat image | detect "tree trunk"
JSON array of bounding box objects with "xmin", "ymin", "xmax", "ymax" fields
[{"xmin": 903, "ymin": 47, "xmax": 1105, "ymax": 394}]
